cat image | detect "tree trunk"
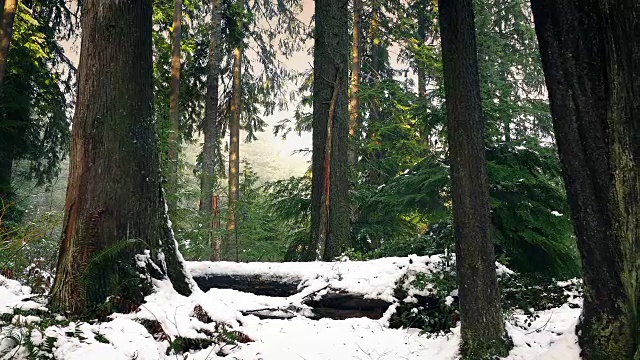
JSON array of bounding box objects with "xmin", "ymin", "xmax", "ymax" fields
[
  {"xmin": 311, "ymin": 0, "xmax": 349, "ymax": 261},
  {"xmin": 348, "ymin": 0, "xmax": 362, "ymax": 169},
  {"xmin": 226, "ymin": 45, "xmax": 241, "ymax": 261},
  {"xmin": 50, "ymin": 0, "xmax": 192, "ymax": 316},
  {"xmin": 416, "ymin": 0, "xmax": 427, "ymax": 98},
  {"xmin": 365, "ymin": 5, "xmax": 386, "ymax": 187},
  {"xmin": 0, "ymin": 0, "xmax": 17, "ymax": 87},
  {"xmin": 167, "ymin": 0, "xmax": 182, "ymax": 211},
  {"xmin": 531, "ymin": 1, "xmax": 639, "ymax": 358},
  {"xmin": 0, "ymin": 156, "xmax": 12, "ymax": 206},
  {"xmin": 438, "ymin": 0, "xmax": 507, "ymax": 356},
  {"xmin": 200, "ymin": 0, "xmax": 223, "ymax": 261}
]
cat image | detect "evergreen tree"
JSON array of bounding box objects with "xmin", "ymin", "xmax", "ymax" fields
[
  {"xmin": 438, "ymin": 0, "xmax": 507, "ymax": 356},
  {"xmin": 200, "ymin": 0, "xmax": 224, "ymax": 261},
  {"xmin": 226, "ymin": 0, "xmax": 243, "ymax": 261},
  {"xmin": 50, "ymin": 0, "xmax": 191, "ymax": 315},
  {"xmin": 532, "ymin": 0, "xmax": 639, "ymax": 358},
  {"xmin": 348, "ymin": 0, "xmax": 362, "ymax": 169},
  {"xmin": 0, "ymin": 0, "xmax": 75, "ymax": 207},
  {"xmin": 311, "ymin": 0, "xmax": 350, "ymax": 260},
  {"xmin": 0, "ymin": 0, "xmax": 17, "ymax": 86},
  {"xmin": 167, "ymin": 0, "xmax": 183, "ymax": 211}
]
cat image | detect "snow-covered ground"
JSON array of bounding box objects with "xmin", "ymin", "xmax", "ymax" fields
[{"xmin": 0, "ymin": 256, "xmax": 581, "ymax": 360}]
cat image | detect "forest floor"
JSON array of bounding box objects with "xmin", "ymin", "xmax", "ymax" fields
[{"xmin": 1, "ymin": 256, "xmax": 581, "ymax": 359}]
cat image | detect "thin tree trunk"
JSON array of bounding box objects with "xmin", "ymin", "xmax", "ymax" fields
[
  {"xmin": 210, "ymin": 194, "xmax": 221, "ymax": 260},
  {"xmin": 366, "ymin": 5, "xmax": 384, "ymax": 187},
  {"xmin": 50, "ymin": 0, "xmax": 191, "ymax": 315},
  {"xmin": 0, "ymin": 157, "xmax": 12, "ymax": 206},
  {"xmin": 0, "ymin": 0, "xmax": 17, "ymax": 87},
  {"xmin": 417, "ymin": 0, "xmax": 427, "ymax": 98},
  {"xmin": 167, "ymin": 0, "xmax": 182, "ymax": 211},
  {"xmin": 531, "ymin": 1, "xmax": 639, "ymax": 358},
  {"xmin": 226, "ymin": 44, "xmax": 242, "ymax": 261},
  {"xmin": 348, "ymin": 0, "xmax": 362, "ymax": 169},
  {"xmin": 200, "ymin": 0, "xmax": 223, "ymax": 261},
  {"xmin": 311, "ymin": 0, "xmax": 349, "ymax": 261},
  {"xmin": 438, "ymin": 0, "xmax": 507, "ymax": 356}
]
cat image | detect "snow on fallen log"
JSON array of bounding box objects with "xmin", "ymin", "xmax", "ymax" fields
[
  {"xmin": 186, "ymin": 255, "xmax": 510, "ymax": 320},
  {"xmin": 187, "ymin": 255, "xmax": 453, "ymax": 302}
]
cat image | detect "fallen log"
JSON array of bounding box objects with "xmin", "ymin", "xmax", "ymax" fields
[
  {"xmin": 192, "ymin": 273, "xmax": 302, "ymax": 297},
  {"xmin": 191, "ymin": 272, "xmax": 392, "ymax": 320}
]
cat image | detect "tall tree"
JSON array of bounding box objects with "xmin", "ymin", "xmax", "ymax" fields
[
  {"xmin": 416, "ymin": 0, "xmax": 427, "ymax": 98},
  {"xmin": 311, "ymin": 0, "xmax": 349, "ymax": 260},
  {"xmin": 531, "ymin": 1, "xmax": 639, "ymax": 358},
  {"xmin": 438, "ymin": 0, "xmax": 507, "ymax": 356},
  {"xmin": 226, "ymin": 0, "xmax": 243, "ymax": 260},
  {"xmin": 348, "ymin": 0, "xmax": 362, "ymax": 169},
  {"xmin": 200, "ymin": 0, "xmax": 224, "ymax": 261},
  {"xmin": 0, "ymin": 0, "xmax": 17, "ymax": 86},
  {"xmin": 167, "ymin": 0, "xmax": 182, "ymax": 211},
  {"xmin": 50, "ymin": 0, "xmax": 191, "ymax": 314}
]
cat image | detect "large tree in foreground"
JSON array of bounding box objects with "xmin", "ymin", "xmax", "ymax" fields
[
  {"xmin": 531, "ymin": 1, "xmax": 639, "ymax": 358},
  {"xmin": 438, "ymin": 0, "xmax": 507, "ymax": 357},
  {"xmin": 50, "ymin": 0, "xmax": 192, "ymax": 315},
  {"xmin": 311, "ymin": 0, "xmax": 350, "ymax": 260}
]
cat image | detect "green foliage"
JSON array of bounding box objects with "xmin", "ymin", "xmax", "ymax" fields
[
  {"xmin": 0, "ymin": 1, "xmax": 74, "ymax": 192},
  {"xmin": 166, "ymin": 336, "xmax": 214, "ymax": 355},
  {"xmin": 263, "ymin": 174, "xmax": 312, "ymax": 261},
  {"xmin": 0, "ymin": 197, "xmax": 60, "ymax": 293},
  {"xmin": 231, "ymin": 164, "xmax": 290, "ymax": 261},
  {"xmin": 487, "ymin": 139, "xmax": 580, "ymax": 278},
  {"xmin": 175, "ymin": 162, "xmax": 292, "ymax": 262},
  {"xmin": 390, "ymin": 264, "xmax": 582, "ymax": 336},
  {"xmin": 76, "ymin": 238, "xmax": 156, "ymax": 317}
]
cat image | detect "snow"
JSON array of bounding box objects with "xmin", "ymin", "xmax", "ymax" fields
[
  {"xmin": 188, "ymin": 255, "xmax": 513, "ymax": 303},
  {"xmin": 0, "ymin": 275, "xmax": 46, "ymax": 314},
  {"xmin": 0, "ymin": 259, "xmax": 582, "ymax": 360}
]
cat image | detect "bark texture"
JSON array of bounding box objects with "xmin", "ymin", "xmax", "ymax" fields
[
  {"xmin": 167, "ymin": 0, "xmax": 182, "ymax": 211},
  {"xmin": 348, "ymin": 0, "xmax": 362, "ymax": 169},
  {"xmin": 50, "ymin": 0, "xmax": 191, "ymax": 315},
  {"xmin": 438, "ymin": 0, "xmax": 506, "ymax": 355},
  {"xmin": 0, "ymin": 157, "xmax": 12, "ymax": 206},
  {"xmin": 416, "ymin": 0, "xmax": 427, "ymax": 98},
  {"xmin": 311, "ymin": 0, "xmax": 349, "ymax": 260},
  {"xmin": 0, "ymin": 0, "xmax": 17, "ymax": 86},
  {"xmin": 200, "ymin": 0, "xmax": 223, "ymax": 261},
  {"xmin": 531, "ymin": 1, "xmax": 639, "ymax": 358},
  {"xmin": 226, "ymin": 44, "xmax": 242, "ymax": 260}
]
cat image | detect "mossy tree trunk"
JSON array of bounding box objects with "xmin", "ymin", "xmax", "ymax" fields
[
  {"xmin": 0, "ymin": 0, "xmax": 17, "ymax": 87},
  {"xmin": 531, "ymin": 1, "xmax": 639, "ymax": 358},
  {"xmin": 438, "ymin": 0, "xmax": 508, "ymax": 357},
  {"xmin": 311, "ymin": 0, "xmax": 349, "ymax": 261},
  {"xmin": 200, "ymin": 0, "xmax": 223, "ymax": 261},
  {"xmin": 226, "ymin": 23, "xmax": 242, "ymax": 261},
  {"xmin": 50, "ymin": 0, "xmax": 192, "ymax": 316},
  {"xmin": 166, "ymin": 0, "xmax": 182, "ymax": 212},
  {"xmin": 348, "ymin": 0, "xmax": 362, "ymax": 170}
]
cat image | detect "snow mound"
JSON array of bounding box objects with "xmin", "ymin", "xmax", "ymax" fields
[{"xmin": 0, "ymin": 275, "xmax": 46, "ymax": 314}]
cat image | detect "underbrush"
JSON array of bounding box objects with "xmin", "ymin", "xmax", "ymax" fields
[{"xmin": 389, "ymin": 260, "xmax": 582, "ymax": 335}]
